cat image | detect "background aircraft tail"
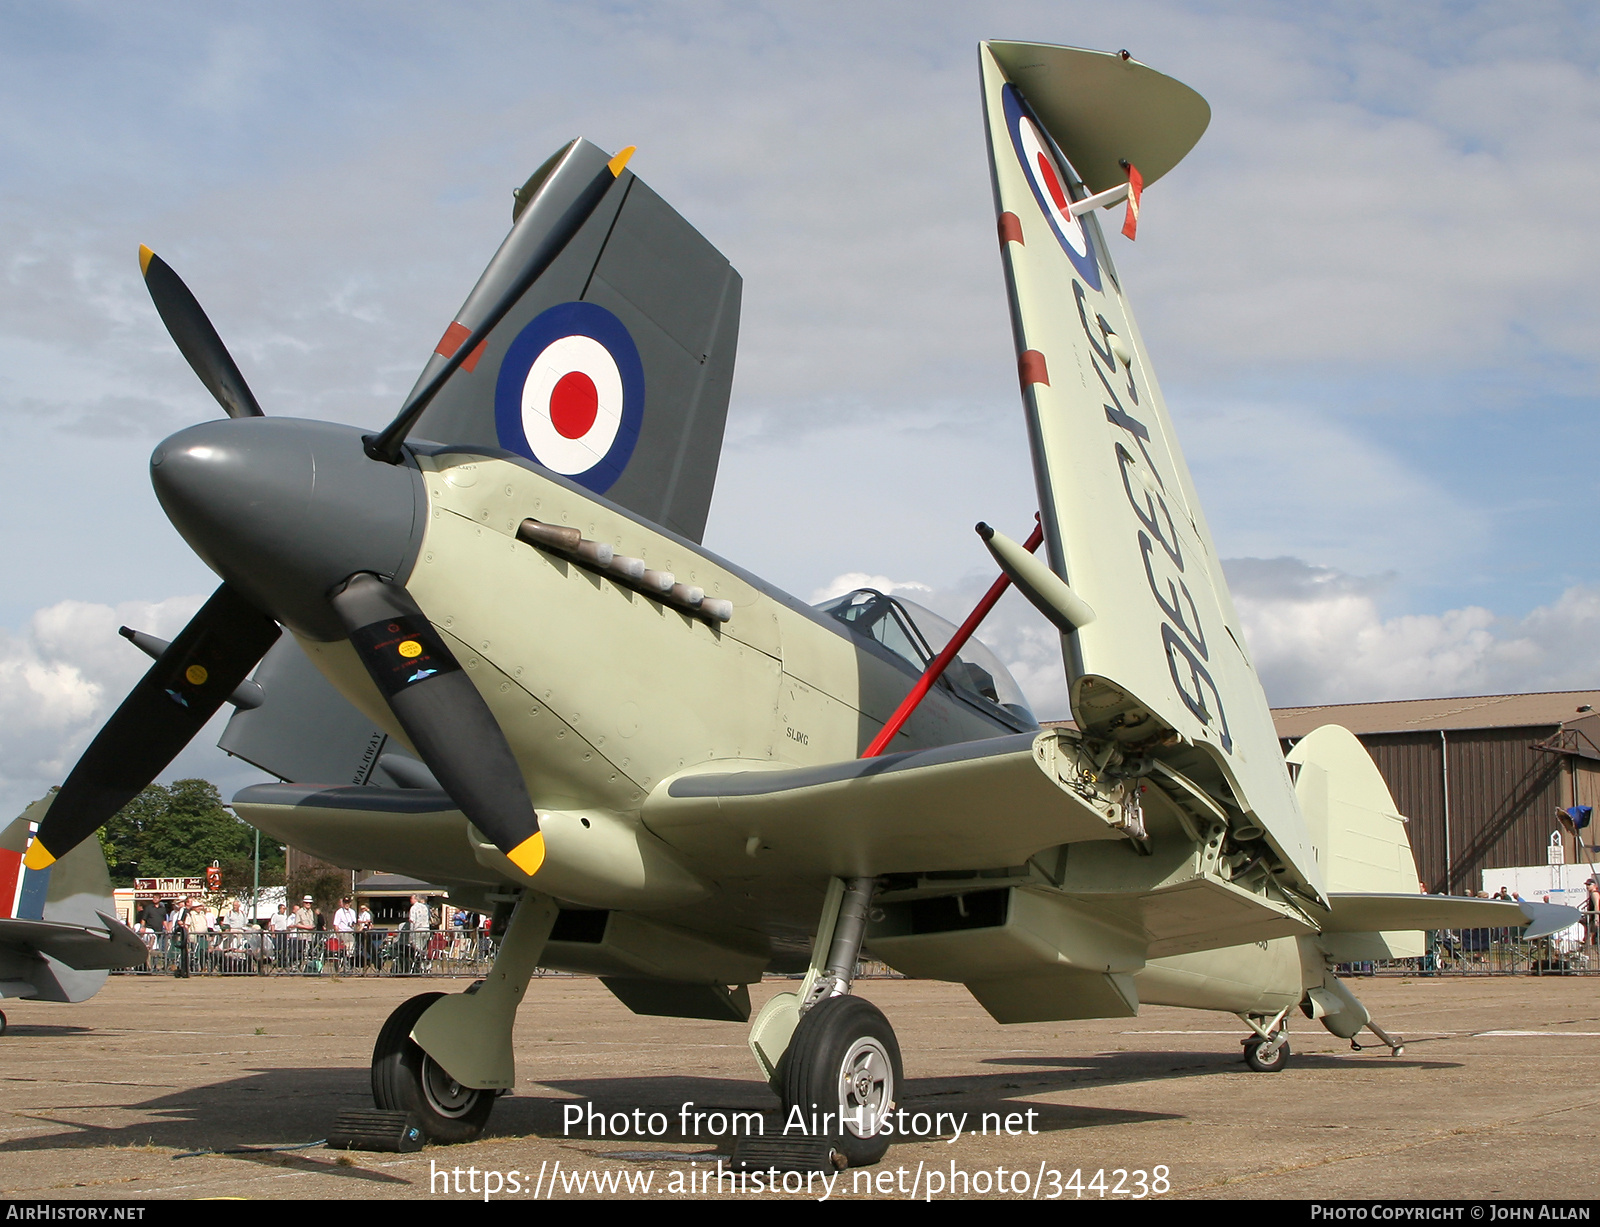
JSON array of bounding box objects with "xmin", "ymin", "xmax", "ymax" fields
[
  {"xmin": 979, "ymin": 42, "xmax": 1323, "ymax": 904},
  {"xmin": 1289, "ymin": 725, "xmax": 1425, "ymax": 960},
  {"xmin": 0, "ymin": 795, "xmax": 147, "ymax": 1003},
  {"xmin": 407, "ymin": 138, "xmax": 742, "ymax": 544}
]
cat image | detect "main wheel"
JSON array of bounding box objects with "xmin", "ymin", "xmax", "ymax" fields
[
  {"xmin": 780, "ymin": 995, "xmax": 902, "ymax": 1168},
  {"xmin": 372, "ymin": 992, "xmax": 495, "ymax": 1143},
  {"xmin": 1243, "ymin": 1034, "xmax": 1291, "ymax": 1072}
]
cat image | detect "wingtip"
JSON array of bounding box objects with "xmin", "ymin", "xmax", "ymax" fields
[
  {"xmin": 138, "ymin": 244, "xmax": 154, "ymax": 276},
  {"xmin": 607, "ymin": 145, "xmax": 637, "ymax": 177}
]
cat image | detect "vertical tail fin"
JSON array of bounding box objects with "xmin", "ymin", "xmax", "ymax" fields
[
  {"xmin": 410, "ymin": 138, "xmax": 741, "ymax": 542},
  {"xmin": 979, "ymin": 42, "xmax": 1324, "ymax": 902}
]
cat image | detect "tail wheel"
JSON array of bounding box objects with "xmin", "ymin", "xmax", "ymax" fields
[
  {"xmin": 1243, "ymin": 1034, "xmax": 1291, "ymax": 1073},
  {"xmin": 779, "ymin": 995, "xmax": 901, "ymax": 1168},
  {"xmin": 372, "ymin": 991, "xmax": 494, "ymax": 1143}
]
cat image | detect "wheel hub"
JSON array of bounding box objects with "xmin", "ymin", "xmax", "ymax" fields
[
  {"xmin": 838, "ymin": 1037, "xmax": 893, "ymax": 1138},
  {"xmin": 421, "ymin": 1054, "xmax": 481, "ymax": 1118}
]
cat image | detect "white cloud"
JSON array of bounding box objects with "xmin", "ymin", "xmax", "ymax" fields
[
  {"xmin": 0, "ymin": 595, "xmax": 203, "ymax": 816},
  {"xmin": 1227, "ymin": 558, "xmax": 1600, "ymax": 704},
  {"xmin": 810, "ymin": 573, "xmax": 934, "ymax": 604}
]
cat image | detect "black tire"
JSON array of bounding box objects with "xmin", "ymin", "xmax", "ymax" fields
[
  {"xmin": 0, "ymin": 1010, "xmax": 7, "ymax": 1036},
  {"xmin": 1243, "ymin": 1035, "xmax": 1290, "ymax": 1072},
  {"xmin": 372, "ymin": 992, "xmax": 494, "ymax": 1143},
  {"xmin": 779, "ymin": 995, "xmax": 901, "ymax": 1167}
]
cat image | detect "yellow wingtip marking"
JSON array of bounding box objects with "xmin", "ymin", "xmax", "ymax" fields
[
  {"xmin": 138, "ymin": 245, "xmax": 154, "ymax": 276},
  {"xmin": 506, "ymin": 831, "xmax": 546, "ymax": 876},
  {"xmin": 24, "ymin": 841, "xmax": 56, "ymax": 871},
  {"xmin": 607, "ymin": 146, "xmax": 636, "ymax": 177}
]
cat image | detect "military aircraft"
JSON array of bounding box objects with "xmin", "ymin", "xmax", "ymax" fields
[{"xmin": 21, "ymin": 40, "xmax": 1576, "ymax": 1167}]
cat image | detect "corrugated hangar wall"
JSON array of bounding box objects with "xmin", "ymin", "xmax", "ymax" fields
[
  {"xmin": 1278, "ymin": 724, "xmax": 1598, "ymax": 895},
  {"xmin": 1361, "ymin": 728, "xmax": 1567, "ymax": 895}
]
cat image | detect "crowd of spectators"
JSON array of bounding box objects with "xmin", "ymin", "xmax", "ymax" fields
[{"xmin": 126, "ymin": 891, "xmax": 495, "ymax": 974}]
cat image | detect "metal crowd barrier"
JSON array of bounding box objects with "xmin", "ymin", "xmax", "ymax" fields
[
  {"xmin": 1338, "ymin": 929, "xmax": 1598, "ymax": 977},
  {"xmin": 118, "ymin": 929, "xmax": 1595, "ymax": 980},
  {"xmin": 117, "ymin": 933, "xmax": 912, "ymax": 981},
  {"xmin": 120, "ymin": 929, "xmax": 506, "ymax": 978}
]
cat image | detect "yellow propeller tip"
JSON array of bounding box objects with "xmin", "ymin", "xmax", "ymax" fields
[
  {"xmin": 23, "ymin": 841, "xmax": 56, "ymax": 871},
  {"xmin": 505, "ymin": 831, "xmax": 546, "ymax": 876},
  {"xmin": 607, "ymin": 146, "xmax": 637, "ymax": 177},
  {"xmin": 138, "ymin": 245, "xmax": 154, "ymax": 276}
]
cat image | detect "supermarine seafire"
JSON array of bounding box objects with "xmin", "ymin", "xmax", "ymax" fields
[{"xmin": 11, "ymin": 42, "xmax": 1573, "ymax": 1166}]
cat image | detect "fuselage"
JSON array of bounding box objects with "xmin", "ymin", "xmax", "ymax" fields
[{"xmin": 299, "ymin": 442, "xmax": 1032, "ymax": 816}]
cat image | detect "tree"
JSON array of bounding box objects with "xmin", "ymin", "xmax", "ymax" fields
[{"xmin": 96, "ymin": 780, "xmax": 285, "ymax": 886}]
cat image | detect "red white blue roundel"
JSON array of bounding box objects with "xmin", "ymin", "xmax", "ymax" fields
[
  {"xmin": 1002, "ymin": 85, "xmax": 1102, "ymax": 291},
  {"xmin": 494, "ymin": 301, "xmax": 644, "ymax": 494}
]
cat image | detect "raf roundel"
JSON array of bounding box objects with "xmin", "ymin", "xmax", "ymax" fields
[
  {"xmin": 494, "ymin": 301, "xmax": 645, "ymax": 494},
  {"xmin": 1002, "ymin": 84, "xmax": 1102, "ymax": 292}
]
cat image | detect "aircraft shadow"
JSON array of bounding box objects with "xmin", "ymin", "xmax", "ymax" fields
[
  {"xmin": 0, "ymin": 1065, "xmax": 406, "ymax": 1183},
  {"xmin": 1, "ymin": 1050, "xmax": 1427, "ymax": 1164},
  {"xmin": 523, "ymin": 1070, "xmax": 1178, "ymax": 1146},
  {"xmin": 0, "ymin": 1024, "xmax": 94, "ymax": 1037},
  {"xmin": 976, "ymin": 1049, "xmax": 1463, "ymax": 1080}
]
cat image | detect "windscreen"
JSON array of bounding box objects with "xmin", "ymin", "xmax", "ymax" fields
[{"xmin": 815, "ymin": 589, "xmax": 1036, "ymax": 727}]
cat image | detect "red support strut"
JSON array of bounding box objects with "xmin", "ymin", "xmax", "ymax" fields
[{"xmin": 861, "ymin": 516, "xmax": 1045, "ymax": 759}]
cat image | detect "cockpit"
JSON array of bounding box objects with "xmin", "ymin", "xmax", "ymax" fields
[{"xmin": 814, "ymin": 588, "xmax": 1038, "ymax": 732}]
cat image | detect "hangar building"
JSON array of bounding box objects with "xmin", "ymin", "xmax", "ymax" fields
[{"xmin": 1272, "ymin": 691, "xmax": 1600, "ymax": 895}]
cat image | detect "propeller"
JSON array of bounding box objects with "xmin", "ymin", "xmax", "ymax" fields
[
  {"xmin": 34, "ymin": 205, "xmax": 567, "ymax": 878},
  {"xmin": 138, "ymin": 246, "xmax": 264, "ymax": 421},
  {"xmin": 26, "ymin": 250, "xmax": 285, "ymax": 870},
  {"xmin": 329, "ymin": 573, "xmax": 545, "ymax": 875},
  {"xmin": 363, "ymin": 145, "xmax": 634, "ymax": 464},
  {"xmin": 25, "ymin": 585, "xmax": 280, "ymax": 870}
]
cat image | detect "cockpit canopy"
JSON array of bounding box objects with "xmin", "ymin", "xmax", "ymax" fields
[{"xmin": 814, "ymin": 588, "xmax": 1037, "ymax": 730}]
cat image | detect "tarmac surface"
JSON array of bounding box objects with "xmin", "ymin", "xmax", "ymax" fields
[{"xmin": 0, "ymin": 972, "xmax": 1595, "ymax": 1201}]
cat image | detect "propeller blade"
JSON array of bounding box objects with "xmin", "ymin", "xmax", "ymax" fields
[
  {"xmin": 329, "ymin": 573, "xmax": 546, "ymax": 875},
  {"xmin": 138, "ymin": 245, "xmax": 265, "ymax": 420},
  {"xmin": 362, "ymin": 145, "xmax": 635, "ymax": 464},
  {"xmin": 25, "ymin": 584, "xmax": 281, "ymax": 871}
]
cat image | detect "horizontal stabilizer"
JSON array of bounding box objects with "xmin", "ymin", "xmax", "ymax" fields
[
  {"xmin": 0, "ymin": 913, "xmax": 149, "ymax": 971},
  {"xmin": 643, "ymin": 731, "xmax": 1129, "ymax": 878},
  {"xmin": 1324, "ymin": 892, "xmax": 1580, "ymax": 940}
]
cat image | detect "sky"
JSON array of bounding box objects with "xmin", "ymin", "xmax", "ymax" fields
[{"xmin": 2, "ymin": 1, "xmax": 1599, "ymax": 819}]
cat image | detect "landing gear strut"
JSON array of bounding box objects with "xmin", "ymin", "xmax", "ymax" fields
[
  {"xmin": 1239, "ymin": 1007, "xmax": 1292, "ymax": 1073},
  {"xmin": 368, "ymin": 891, "xmax": 557, "ymax": 1144},
  {"xmin": 751, "ymin": 877, "xmax": 901, "ymax": 1167},
  {"xmin": 372, "ymin": 991, "xmax": 495, "ymax": 1143}
]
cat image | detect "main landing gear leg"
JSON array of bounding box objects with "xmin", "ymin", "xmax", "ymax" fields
[
  {"xmin": 748, "ymin": 877, "xmax": 901, "ymax": 1168},
  {"xmin": 371, "ymin": 891, "xmax": 557, "ymax": 1143},
  {"xmin": 1239, "ymin": 1007, "xmax": 1292, "ymax": 1072}
]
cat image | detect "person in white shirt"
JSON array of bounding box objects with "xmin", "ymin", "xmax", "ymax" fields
[
  {"xmin": 333, "ymin": 898, "xmax": 357, "ymax": 932},
  {"xmin": 356, "ymin": 901, "xmax": 376, "ymax": 967},
  {"xmin": 406, "ymin": 894, "xmax": 431, "ymax": 972},
  {"xmin": 330, "ymin": 897, "xmax": 357, "ymax": 965},
  {"xmin": 268, "ymin": 904, "xmax": 289, "ymax": 965}
]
